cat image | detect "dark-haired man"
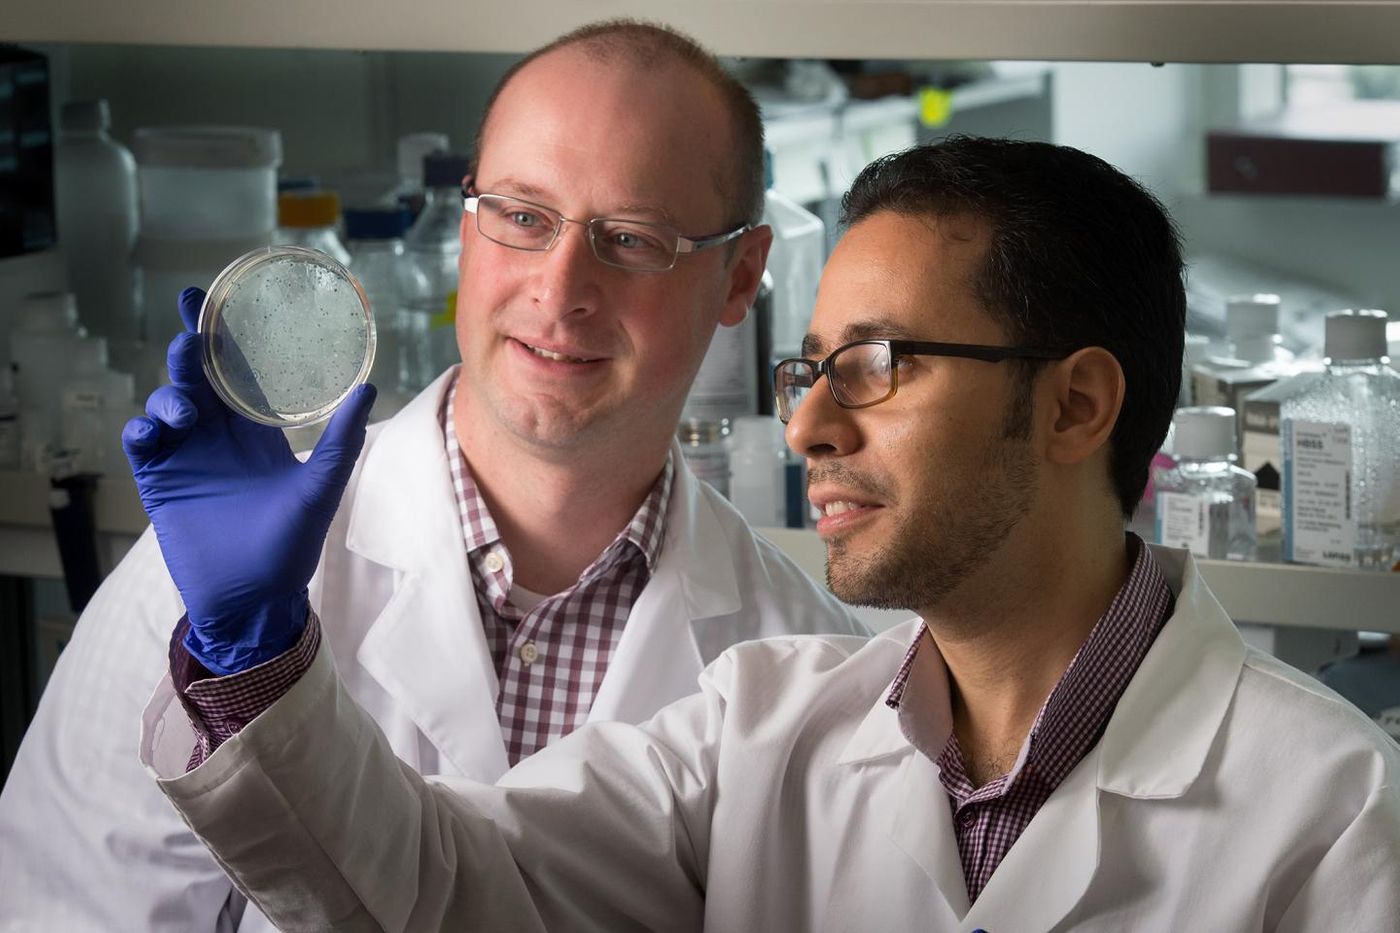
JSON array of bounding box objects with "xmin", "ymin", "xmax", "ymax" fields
[
  {"xmin": 0, "ymin": 20, "xmax": 864, "ymax": 932},
  {"xmin": 144, "ymin": 137, "xmax": 1398, "ymax": 929}
]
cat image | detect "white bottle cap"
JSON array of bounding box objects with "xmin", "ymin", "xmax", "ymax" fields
[
  {"xmin": 728, "ymin": 415, "xmax": 783, "ymax": 450},
  {"xmin": 1172, "ymin": 406, "xmax": 1236, "ymax": 460},
  {"xmin": 60, "ymin": 99, "xmax": 111, "ymax": 134},
  {"xmin": 1225, "ymin": 294, "xmax": 1281, "ymax": 342},
  {"xmin": 1324, "ymin": 309, "xmax": 1388, "ymax": 362},
  {"xmin": 397, "ymin": 132, "xmax": 450, "ymax": 184}
]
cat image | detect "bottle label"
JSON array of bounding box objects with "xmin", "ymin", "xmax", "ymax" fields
[
  {"xmin": 1242, "ymin": 398, "xmax": 1282, "ymax": 536},
  {"xmin": 1156, "ymin": 492, "xmax": 1212, "ymax": 557},
  {"xmin": 1283, "ymin": 419, "xmax": 1355, "ymax": 567}
]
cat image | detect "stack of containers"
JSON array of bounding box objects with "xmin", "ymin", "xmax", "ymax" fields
[{"xmin": 132, "ymin": 127, "xmax": 282, "ymax": 353}]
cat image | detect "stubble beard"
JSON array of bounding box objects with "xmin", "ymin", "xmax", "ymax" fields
[{"xmin": 825, "ymin": 435, "xmax": 1038, "ymax": 612}]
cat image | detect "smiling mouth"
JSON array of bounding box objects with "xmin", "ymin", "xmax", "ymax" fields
[
  {"xmin": 517, "ymin": 339, "xmax": 599, "ymax": 364},
  {"xmin": 820, "ymin": 500, "xmax": 873, "ymax": 517}
]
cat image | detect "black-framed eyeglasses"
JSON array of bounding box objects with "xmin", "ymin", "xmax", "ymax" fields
[
  {"xmin": 774, "ymin": 338, "xmax": 1071, "ymax": 424},
  {"xmin": 462, "ymin": 183, "xmax": 749, "ymax": 273}
]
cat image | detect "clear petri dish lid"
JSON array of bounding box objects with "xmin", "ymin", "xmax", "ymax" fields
[{"xmin": 199, "ymin": 245, "xmax": 375, "ymax": 428}]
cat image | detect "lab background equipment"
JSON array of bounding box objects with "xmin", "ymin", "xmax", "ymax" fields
[{"xmin": 7, "ymin": 19, "xmax": 1400, "ymax": 775}]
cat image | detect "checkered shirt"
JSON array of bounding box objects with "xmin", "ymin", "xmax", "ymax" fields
[
  {"xmin": 885, "ymin": 535, "xmax": 1173, "ymax": 903},
  {"xmin": 172, "ymin": 613, "xmax": 321, "ymax": 771},
  {"xmin": 443, "ymin": 387, "xmax": 672, "ymax": 765}
]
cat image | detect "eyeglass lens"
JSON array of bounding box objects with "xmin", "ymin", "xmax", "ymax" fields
[
  {"xmin": 776, "ymin": 342, "xmax": 896, "ymax": 423},
  {"xmin": 475, "ymin": 194, "xmax": 679, "ymax": 271}
]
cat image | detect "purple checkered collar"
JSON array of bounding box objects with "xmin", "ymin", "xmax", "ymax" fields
[
  {"xmin": 885, "ymin": 535, "xmax": 1173, "ymax": 793},
  {"xmin": 440, "ymin": 378, "xmax": 673, "ymax": 582}
]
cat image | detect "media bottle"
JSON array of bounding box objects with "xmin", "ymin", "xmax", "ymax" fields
[
  {"xmin": 1281, "ymin": 310, "xmax": 1400, "ymax": 570},
  {"xmin": 1154, "ymin": 406, "xmax": 1257, "ymax": 561}
]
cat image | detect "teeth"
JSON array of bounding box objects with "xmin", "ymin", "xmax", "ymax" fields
[
  {"xmin": 823, "ymin": 500, "xmax": 864, "ymax": 516},
  {"xmin": 526, "ymin": 343, "xmax": 588, "ymax": 363}
]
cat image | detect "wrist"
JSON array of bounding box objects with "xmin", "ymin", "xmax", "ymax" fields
[{"xmin": 182, "ymin": 590, "xmax": 310, "ymax": 676}]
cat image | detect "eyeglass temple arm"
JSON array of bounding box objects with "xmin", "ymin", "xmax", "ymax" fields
[
  {"xmin": 889, "ymin": 340, "xmax": 1070, "ymax": 363},
  {"xmin": 676, "ymin": 224, "xmax": 751, "ymax": 255}
]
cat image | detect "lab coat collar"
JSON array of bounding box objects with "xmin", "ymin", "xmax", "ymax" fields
[
  {"xmin": 586, "ymin": 442, "xmax": 740, "ymax": 722},
  {"xmin": 344, "ymin": 371, "xmax": 510, "ymax": 780},
  {"xmin": 1095, "ymin": 545, "xmax": 1247, "ymax": 798},
  {"xmin": 836, "ymin": 547, "xmax": 1247, "ymax": 929},
  {"xmin": 835, "ymin": 549, "xmax": 1245, "ymax": 797}
]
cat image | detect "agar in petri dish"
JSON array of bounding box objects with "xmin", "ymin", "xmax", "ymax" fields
[{"xmin": 199, "ymin": 246, "xmax": 376, "ymax": 427}]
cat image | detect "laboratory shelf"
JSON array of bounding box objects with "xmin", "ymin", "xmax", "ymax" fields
[
  {"xmin": 10, "ymin": 1, "xmax": 1400, "ymax": 66},
  {"xmin": 757, "ymin": 527, "xmax": 1400, "ymax": 636}
]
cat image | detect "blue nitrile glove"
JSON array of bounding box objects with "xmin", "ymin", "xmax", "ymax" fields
[{"xmin": 122, "ymin": 286, "xmax": 376, "ymax": 676}]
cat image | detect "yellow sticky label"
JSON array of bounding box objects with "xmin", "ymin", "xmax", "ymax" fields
[
  {"xmin": 919, "ymin": 87, "xmax": 954, "ymax": 128},
  {"xmin": 430, "ymin": 290, "xmax": 458, "ymax": 329}
]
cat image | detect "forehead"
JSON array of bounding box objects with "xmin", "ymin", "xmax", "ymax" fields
[
  {"xmin": 477, "ymin": 48, "xmax": 733, "ymax": 224},
  {"xmin": 806, "ymin": 211, "xmax": 1000, "ymax": 354}
]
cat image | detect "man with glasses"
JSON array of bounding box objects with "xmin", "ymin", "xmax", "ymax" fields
[
  {"xmin": 137, "ymin": 135, "xmax": 1398, "ymax": 929},
  {"xmin": 0, "ymin": 20, "xmax": 862, "ymax": 932}
]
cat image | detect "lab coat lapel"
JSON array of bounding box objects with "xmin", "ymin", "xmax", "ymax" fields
[
  {"xmin": 833, "ymin": 648, "xmax": 971, "ymax": 924},
  {"xmin": 1096, "ymin": 547, "xmax": 1247, "ymax": 797},
  {"xmin": 963, "ymin": 746, "xmax": 1103, "ymax": 932},
  {"xmin": 344, "ymin": 372, "xmax": 510, "ymax": 781},
  {"xmin": 588, "ymin": 446, "xmax": 738, "ymax": 723}
]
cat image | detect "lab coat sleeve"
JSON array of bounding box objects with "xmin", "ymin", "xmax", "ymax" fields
[
  {"xmin": 0, "ymin": 528, "xmax": 241, "ymax": 932},
  {"xmin": 1274, "ymin": 781, "xmax": 1400, "ymax": 932},
  {"xmin": 147, "ymin": 628, "xmax": 721, "ymax": 933}
]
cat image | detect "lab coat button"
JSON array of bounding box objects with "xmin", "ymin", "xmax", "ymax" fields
[
  {"xmin": 484, "ymin": 551, "xmax": 505, "ymax": 573},
  {"xmin": 519, "ymin": 642, "xmax": 539, "ymax": 665}
]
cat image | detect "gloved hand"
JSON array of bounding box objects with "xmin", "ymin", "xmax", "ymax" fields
[{"xmin": 122, "ymin": 287, "xmax": 376, "ymax": 676}]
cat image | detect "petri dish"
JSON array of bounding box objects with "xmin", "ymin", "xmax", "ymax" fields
[{"xmin": 199, "ymin": 245, "xmax": 375, "ymax": 427}]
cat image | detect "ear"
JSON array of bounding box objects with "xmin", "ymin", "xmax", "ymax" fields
[
  {"xmin": 718, "ymin": 224, "xmax": 774, "ymax": 328},
  {"xmin": 1043, "ymin": 347, "xmax": 1124, "ymax": 466}
]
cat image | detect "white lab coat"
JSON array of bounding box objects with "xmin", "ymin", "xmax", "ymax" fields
[
  {"xmin": 142, "ymin": 546, "xmax": 1400, "ymax": 932},
  {"xmin": 0, "ymin": 370, "xmax": 862, "ymax": 932}
]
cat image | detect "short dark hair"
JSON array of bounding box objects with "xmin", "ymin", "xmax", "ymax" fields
[
  {"xmin": 473, "ymin": 19, "xmax": 765, "ymax": 227},
  {"xmin": 842, "ymin": 136, "xmax": 1186, "ymax": 518}
]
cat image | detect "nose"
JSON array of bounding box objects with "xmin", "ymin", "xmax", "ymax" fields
[
  {"xmin": 533, "ymin": 219, "xmax": 602, "ymax": 320},
  {"xmin": 783, "ymin": 376, "xmax": 861, "ymax": 462}
]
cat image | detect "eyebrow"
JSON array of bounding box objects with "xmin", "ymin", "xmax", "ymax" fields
[
  {"xmin": 481, "ymin": 178, "xmax": 675, "ymax": 225},
  {"xmin": 801, "ymin": 317, "xmax": 926, "ymax": 358}
]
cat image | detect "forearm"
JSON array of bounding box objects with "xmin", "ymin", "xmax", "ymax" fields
[
  {"xmin": 148, "ymin": 636, "xmax": 549, "ymax": 932},
  {"xmin": 146, "ymin": 631, "xmax": 715, "ymax": 932}
]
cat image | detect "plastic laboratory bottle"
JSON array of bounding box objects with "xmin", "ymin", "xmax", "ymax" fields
[
  {"xmin": 274, "ymin": 190, "xmax": 352, "ymax": 266},
  {"xmin": 60, "ymin": 342, "xmax": 137, "ymax": 475},
  {"xmin": 727, "ymin": 415, "xmax": 787, "ymax": 527},
  {"xmin": 394, "ymin": 132, "xmax": 449, "ymax": 218},
  {"xmin": 404, "ymin": 152, "xmax": 469, "ymax": 384},
  {"xmin": 1154, "ymin": 406, "xmax": 1257, "ymax": 561},
  {"xmin": 344, "ymin": 205, "xmax": 427, "ymax": 411},
  {"xmin": 1281, "ymin": 310, "xmax": 1400, "ymax": 570},
  {"xmin": 686, "ymin": 297, "xmax": 759, "ymax": 428},
  {"xmin": 54, "ymin": 100, "xmax": 139, "ymax": 342},
  {"xmin": 678, "ymin": 418, "xmax": 730, "ymax": 499},
  {"xmin": 9, "ymin": 292, "xmax": 88, "ymax": 460}
]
